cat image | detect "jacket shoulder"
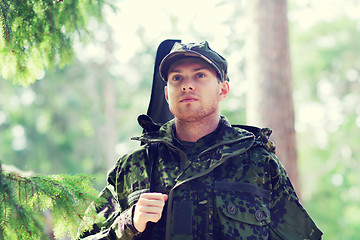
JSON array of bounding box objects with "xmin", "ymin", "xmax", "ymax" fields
[
  {"xmin": 232, "ymin": 125, "xmax": 276, "ymax": 154},
  {"xmin": 107, "ymin": 145, "xmax": 149, "ymax": 183}
]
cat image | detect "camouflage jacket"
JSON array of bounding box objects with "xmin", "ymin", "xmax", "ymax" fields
[{"xmin": 78, "ymin": 116, "xmax": 322, "ymax": 240}]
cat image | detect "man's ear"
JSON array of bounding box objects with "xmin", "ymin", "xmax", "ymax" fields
[
  {"xmin": 219, "ymin": 81, "xmax": 230, "ymax": 101},
  {"xmin": 164, "ymin": 86, "xmax": 169, "ymax": 102}
]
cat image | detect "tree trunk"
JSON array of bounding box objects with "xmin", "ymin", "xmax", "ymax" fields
[
  {"xmin": 244, "ymin": 0, "xmax": 300, "ymax": 195},
  {"xmin": 103, "ymin": 76, "xmax": 117, "ymax": 170},
  {"xmin": 102, "ymin": 32, "xmax": 118, "ymax": 171}
]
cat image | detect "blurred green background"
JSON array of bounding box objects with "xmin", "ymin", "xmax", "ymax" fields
[{"xmin": 1, "ymin": 0, "xmax": 359, "ymax": 239}]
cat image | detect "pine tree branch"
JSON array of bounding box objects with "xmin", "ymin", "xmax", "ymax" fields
[
  {"xmin": 0, "ymin": 0, "xmax": 114, "ymax": 85},
  {"xmin": 1, "ymin": 195, "xmax": 6, "ymax": 220},
  {"xmin": 1, "ymin": 174, "xmax": 44, "ymax": 239},
  {"xmin": 1, "ymin": 164, "xmax": 104, "ymax": 239},
  {"xmin": 0, "ymin": 0, "xmax": 11, "ymax": 43}
]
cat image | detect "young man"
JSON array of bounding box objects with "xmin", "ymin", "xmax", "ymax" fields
[{"xmin": 78, "ymin": 41, "xmax": 322, "ymax": 239}]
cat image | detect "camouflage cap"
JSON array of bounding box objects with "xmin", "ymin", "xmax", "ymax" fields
[{"xmin": 159, "ymin": 41, "xmax": 229, "ymax": 82}]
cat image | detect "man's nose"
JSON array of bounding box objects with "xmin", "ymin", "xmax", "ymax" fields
[{"xmin": 181, "ymin": 77, "xmax": 195, "ymax": 91}]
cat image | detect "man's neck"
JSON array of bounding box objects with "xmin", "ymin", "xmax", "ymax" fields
[{"xmin": 174, "ymin": 115, "xmax": 220, "ymax": 142}]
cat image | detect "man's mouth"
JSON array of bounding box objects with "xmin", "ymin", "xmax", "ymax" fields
[{"xmin": 180, "ymin": 96, "xmax": 198, "ymax": 103}]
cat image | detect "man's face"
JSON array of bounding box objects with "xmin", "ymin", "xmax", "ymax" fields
[{"xmin": 164, "ymin": 58, "xmax": 229, "ymax": 122}]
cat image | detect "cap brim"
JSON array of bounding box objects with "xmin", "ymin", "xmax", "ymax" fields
[{"xmin": 159, "ymin": 50, "xmax": 222, "ymax": 82}]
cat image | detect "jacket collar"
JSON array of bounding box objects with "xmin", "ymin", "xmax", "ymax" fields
[{"xmin": 132, "ymin": 115, "xmax": 256, "ymax": 155}]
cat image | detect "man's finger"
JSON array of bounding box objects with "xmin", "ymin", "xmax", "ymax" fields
[
  {"xmin": 136, "ymin": 205, "xmax": 163, "ymax": 214},
  {"xmin": 138, "ymin": 198, "xmax": 165, "ymax": 207}
]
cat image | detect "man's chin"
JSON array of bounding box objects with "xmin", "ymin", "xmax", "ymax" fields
[
  {"xmin": 174, "ymin": 111, "xmax": 208, "ymax": 122},
  {"xmin": 170, "ymin": 106, "xmax": 217, "ymax": 122}
]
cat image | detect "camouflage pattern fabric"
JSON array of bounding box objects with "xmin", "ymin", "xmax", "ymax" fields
[{"xmin": 78, "ymin": 116, "xmax": 322, "ymax": 240}]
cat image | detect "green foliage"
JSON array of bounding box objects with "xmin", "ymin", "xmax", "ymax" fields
[
  {"xmin": 0, "ymin": 0, "xmax": 114, "ymax": 85},
  {"xmin": 0, "ymin": 163, "xmax": 104, "ymax": 239},
  {"xmin": 2, "ymin": 1, "xmax": 359, "ymax": 239}
]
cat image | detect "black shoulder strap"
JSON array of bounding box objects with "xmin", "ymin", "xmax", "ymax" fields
[
  {"xmin": 148, "ymin": 142, "xmax": 159, "ymax": 192},
  {"xmin": 140, "ymin": 142, "xmax": 159, "ymax": 240}
]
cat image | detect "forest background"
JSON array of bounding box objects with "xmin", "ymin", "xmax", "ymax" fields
[{"xmin": 1, "ymin": 0, "xmax": 359, "ymax": 239}]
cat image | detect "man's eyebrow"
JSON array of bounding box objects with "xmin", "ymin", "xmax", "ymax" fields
[
  {"xmin": 168, "ymin": 69, "xmax": 181, "ymax": 74},
  {"xmin": 168, "ymin": 67, "xmax": 212, "ymax": 74},
  {"xmin": 194, "ymin": 67, "xmax": 209, "ymax": 71}
]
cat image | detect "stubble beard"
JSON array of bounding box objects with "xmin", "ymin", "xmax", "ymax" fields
[{"xmin": 170, "ymin": 102, "xmax": 219, "ymax": 123}]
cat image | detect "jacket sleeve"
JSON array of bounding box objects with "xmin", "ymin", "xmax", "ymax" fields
[
  {"xmin": 268, "ymin": 154, "xmax": 323, "ymax": 240},
  {"xmin": 77, "ymin": 154, "xmax": 143, "ymax": 240},
  {"xmin": 77, "ymin": 186, "xmax": 141, "ymax": 240}
]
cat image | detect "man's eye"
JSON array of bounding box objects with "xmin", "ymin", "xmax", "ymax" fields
[
  {"xmin": 197, "ymin": 73, "xmax": 205, "ymax": 78},
  {"xmin": 172, "ymin": 76, "xmax": 182, "ymax": 81}
]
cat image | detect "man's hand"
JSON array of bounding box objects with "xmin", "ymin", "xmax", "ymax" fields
[{"xmin": 133, "ymin": 193, "xmax": 168, "ymax": 233}]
